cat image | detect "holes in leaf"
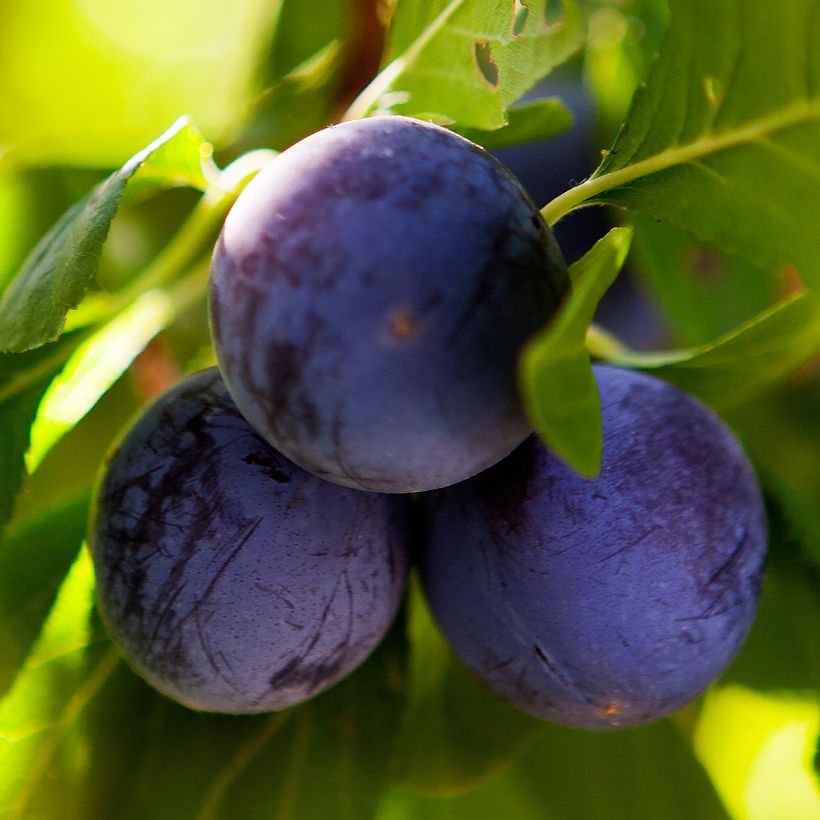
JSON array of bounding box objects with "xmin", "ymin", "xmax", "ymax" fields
[
  {"xmin": 512, "ymin": 0, "xmax": 529, "ymax": 35},
  {"xmin": 472, "ymin": 40, "xmax": 499, "ymax": 89},
  {"xmin": 543, "ymin": 0, "xmax": 565, "ymax": 32}
]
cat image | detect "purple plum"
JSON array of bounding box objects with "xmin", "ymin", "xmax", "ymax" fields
[
  {"xmin": 420, "ymin": 366, "xmax": 767, "ymax": 729},
  {"xmin": 90, "ymin": 368, "xmax": 409, "ymax": 713},
  {"xmin": 209, "ymin": 115, "xmax": 568, "ymax": 493}
]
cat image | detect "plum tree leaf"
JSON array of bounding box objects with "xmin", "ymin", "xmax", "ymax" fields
[
  {"xmin": 0, "ymin": 335, "xmax": 83, "ymax": 537},
  {"xmin": 724, "ymin": 379, "xmax": 820, "ymax": 575},
  {"xmin": 0, "ymin": 149, "xmax": 268, "ymax": 542},
  {"xmin": 346, "ymin": 0, "xmax": 585, "ymax": 128},
  {"xmin": 0, "ymin": 494, "xmax": 90, "ymax": 698},
  {"xmin": 0, "ymin": 118, "xmax": 211, "ymax": 353},
  {"xmin": 389, "ymin": 579, "xmax": 538, "ymax": 796},
  {"xmin": 27, "ymin": 263, "xmax": 210, "ymax": 472},
  {"xmin": 380, "ymin": 718, "xmax": 728, "ymax": 819},
  {"xmin": 455, "ymin": 97, "xmax": 573, "ymax": 149},
  {"xmin": 0, "ymin": 550, "xmax": 119, "ymax": 820},
  {"xmin": 722, "ymin": 525, "xmax": 820, "ymax": 692},
  {"xmin": 588, "ymin": 290, "xmax": 820, "ymax": 409},
  {"xmin": 519, "ymin": 227, "xmax": 633, "ymax": 477},
  {"xmin": 542, "ymin": 0, "xmax": 820, "ymax": 287},
  {"xmin": 0, "ymin": 605, "xmax": 406, "ymax": 820},
  {"xmin": 695, "ymin": 525, "xmax": 820, "ymax": 819},
  {"xmin": 628, "ymin": 214, "xmax": 783, "ymax": 347},
  {"xmin": 764, "ymin": 472, "xmax": 820, "ymax": 569},
  {"xmin": 694, "ymin": 685, "xmax": 820, "ymax": 820}
]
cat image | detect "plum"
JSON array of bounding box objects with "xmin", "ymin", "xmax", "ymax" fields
[
  {"xmin": 90, "ymin": 368, "xmax": 409, "ymax": 714},
  {"xmin": 420, "ymin": 366, "xmax": 767, "ymax": 729},
  {"xmin": 209, "ymin": 115, "xmax": 568, "ymax": 493}
]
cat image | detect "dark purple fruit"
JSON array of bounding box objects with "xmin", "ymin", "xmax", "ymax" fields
[
  {"xmin": 420, "ymin": 366, "xmax": 766, "ymax": 729},
  {"xmin": 209, "ymin": 115, "xmax": 568, "ymax": 493},
  {"xmin": 90, "ymin": 369, "xmax": 409, "ymax": 713}
]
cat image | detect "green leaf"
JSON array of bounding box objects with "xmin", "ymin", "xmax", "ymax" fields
[
  {"xmin": 27, "ymin": 264, "xmax": 209, "ymax": 472},
  {"xmin": 212, "ymin": 621, "xmax": 407, "ymax": 820},
  {"xmin": 725, "ymin": 380, "xmax": 820, "ymax": 571},
  {"xmin": 628, "ymin": 214, "xmax": 782, "ymax": 347},
  {"xmin": 588, "ymin": 290, "xmax": 820, "ymax": 409},
  {"xmin": 347, "ymin": 0, "xmax": 585, "ymax": 127},
  {"xmin": 241, "ymin": 40, "xmax": 344, "ymax": 152},
  {"xmin": 0, "ymin": 118, "xmax": 210, "ymax": 354},
  {"xmin": 694, "ymin": 685, "xmax": 820, "ymax": 820},
  {"xmin": 0, "ymin": 336, "xmax": 82, "ymax": 536},
  {"xmin": 0, "ymin": 494, "xmax": 90, "ymax": 698},
  {"xmin": 95, "ymin": 622, "xmax": 406, "ymax": 820},
  {"xmin": 519, "ymin": 227, "xmax": 633, "ymax": 477},
  {"xmin": 455, "ymin": 97, "xmax": 574, "ymax": 149},
  {"xmin": 722, "ymin": 515, "xmax": 820, "ymax": 692},
  {"xmin": 390, "ymin": 579, "xmax": 538, "ymax": 796},
  {"xmin": 543, "ymin": 0, "xmax": 820, "ymax": 286},
  {"xmin": 267, "ymin": 0, "xmax": 346, "ymax": 78},
  {"xmin": 380, "ymin": 719, "xmax": 728, "ymax": 820},
  {"xmin": 0, "ymin": 549, "xmax": 118, "ymax": 820},
  {"xmin": 764, "ymin": 473, "xmax": 820, "ymax": 569},
  {"xmin": 0, "ymin": 583, "xmax": 407, "ymax": 820}
]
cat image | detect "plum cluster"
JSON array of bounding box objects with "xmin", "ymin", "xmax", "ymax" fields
[{"xmin": 91, "ymin": 116, "xmax": 766, "ymax": 727}]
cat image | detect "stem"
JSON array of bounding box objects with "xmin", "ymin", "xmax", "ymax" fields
[
  {"xmin": 342, "ymin": 0, "xmax": 466, "ymax": 121},
  {"xmin": 541, "ymin": 100, "xmax": 820, "ymax": 225},
  {"xmin": 584, "ymin": 323, "xmax": 630, "ymax": 361}
]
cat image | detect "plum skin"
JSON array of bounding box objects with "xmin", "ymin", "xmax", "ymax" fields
[
  {"xmin": 89, "ymin": 369, "xmax": 409, "ymax": 714},
  {"xmin": 209, "ymin": 115, "xmax": 568, "ymax": 493},
  {"xmin": 420, "ymin": 366, "xmax": 767, "ymax": 729}
]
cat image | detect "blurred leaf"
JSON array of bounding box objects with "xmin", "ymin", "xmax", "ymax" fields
[
  {"xmin": 543, "ymin": 0, "xmax": 820, "ymax": 287},
  {"xmin": 725, "ymin": 381, "xmax": 820, "ymax": 572},
  {"xmin": 380, "ymin": 719, "xmax": 728, "ymax": 819},
  {"xmin": 121, "ymin": 121, "xmax": 213, "ymax": 201},
  {"xmin": 583, "ymin": 0, "xmax": 668, "ymax": 141},
  {"xmin": 0, "ymin": 0, "xmax": 279, "ymax": 167},
  {"xmin": 27, "ymin": 262, "xmax": 210, "ymax": 472},
  {"xmin": 0, "ymin": 570, "xmax": 406, "ymax": 819},
  {"xmin": 241, "ymin": 40, "xmax": 343, "ymax": 152},
  {"xmin": 588, "ymin": 290, "xmax": 820, "ymax": 409},
  {"xmin": 213, "ymin": 620, "xmax": 408, "ymax": 820},
  {"xmin": 0, "ymin": 119, "xmax": 210, "ymax": 354},
  {"xmin": 0, "ymin": 494, "xmax": 90, "ymax": 698},
  {"xmin": 519, "ymin": 227, "xmax": 632, "ymax": 477},
  {"xmin": 390, "ymin": 579, "xmax": 538, "ymax": 796},
  {"xmin": 694, "ymin": 686, "xmax": 820, "ymax": 820},
  {"xmin": 629, "ymin": 214, "xmax": 782, "ymax": 347},
  {"xmin": 99, "ymin": 623, "xmax": 406, "ymax": 820},
  {"xmin": 455, "ymin": 97, "xmax": 573, "ymax": 149},
  {"xmin": 348, "ymin": 0, "xmax": 585, "ymax": 127},
  {"xmin": 0, "ymin": 549, "xmax": 118, "ymax": 820},
  {"xmin": 723, "ymin": 525, "xmax": 820, "ymax": 692},
  {"xmin": 0, "ymin": 335, "xmax": 82, "ymax": 537},
  {"xmin": 764, "ymin": 474, "xmax": 820, "ymax": 569},
  {"xmin": 267, "ymin": 0, "xmax": 346, "ymax": 79}
]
